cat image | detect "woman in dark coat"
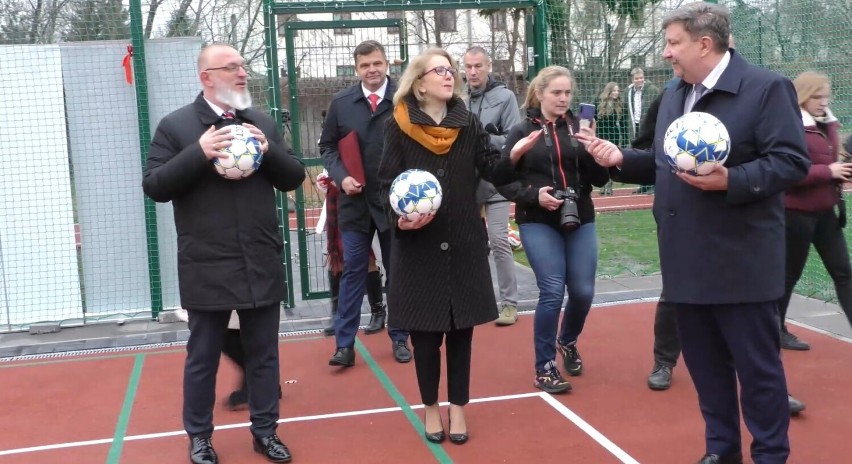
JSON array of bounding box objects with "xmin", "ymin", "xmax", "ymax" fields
[{"xmin": 378, "ymin": 47, "xmax": 509, "ymax": 445}]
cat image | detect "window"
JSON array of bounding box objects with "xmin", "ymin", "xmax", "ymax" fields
[
  {"xmin": 491, "ymin": 11, "xmax": 507, "ymax": 32},
  {"xmin": 333, "ymin": 12, "xmax": 352, "ymax": 35},
  {"xmin": 387, "ymin": 11, "xmax": 403, "ymax": 34},
  {"xmin": 277, "ymin": 14, "xmax": 297, "ymax": 38},
  {"xmin": 435, "ymin": 10, "xmax": 457, "ymax": 32},
  {"xmin": 630, "ymin": 54, "xmax": 647, "ymax": 70},
  {"xmin": 337, "ymin": 65, "xmax": 355, "ymax": 77}
]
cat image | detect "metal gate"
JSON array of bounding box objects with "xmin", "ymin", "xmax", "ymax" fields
[{"xmin": 280, "ymin": 19, "xmax": 409, "ymax": 301}]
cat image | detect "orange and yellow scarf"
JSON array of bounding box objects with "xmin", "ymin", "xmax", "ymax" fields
[{"xmin": 393, "ymin": 102, "xmax": 459, "ymax": 155}]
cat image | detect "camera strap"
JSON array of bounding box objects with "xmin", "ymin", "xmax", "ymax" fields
[{"xmin": 540, "ymin": 118, "xmax": 581, "ymax": 192}]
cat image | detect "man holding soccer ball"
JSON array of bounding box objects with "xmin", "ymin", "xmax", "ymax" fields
[
  {"xmin": 143, "ymin": 44, "xmax": 306, "ymax": 464},
  {"xmin": 577, "ymin": 3, "xmax": 810, "ymax": 464}
]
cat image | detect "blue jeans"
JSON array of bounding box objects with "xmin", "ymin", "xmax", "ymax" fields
[
  {"xmin": 335, "ymin": 229, "xmax": 408, "ymax": 348},
  {"xmin": 519, "ymin": 222, "xmax": 598, "ymax": 371}
]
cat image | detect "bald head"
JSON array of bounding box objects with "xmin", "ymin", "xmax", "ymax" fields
[{"xmin": 198, "ymin": 44, "xmax": 240, "ymax": 72}]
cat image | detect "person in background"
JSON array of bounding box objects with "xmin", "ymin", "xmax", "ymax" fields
[
  {"xmin": 777, "ymin": 71, "xmax": 852, "ymax": 351},
  {"xmin": 315, "ymin": 170, "xmax": 388, "ymax": 338},
  {"xmin": 502, "ymin": 65, "xmax": 610, "ymax": 395},
  {"xmin": 462, "ymin": 46, "xmax": 522, "ymax": 326},
  {"xmin": 143, "ymin": 43, "xmax": 305, "ymax": 464},
  {"xmin": 319, "ymin": 40, "xmax": 412, "ymax": 367},
  {"xmin": 626, "ymin": 67, "xmax": 659, "ymax": 195},
  {"xmin": 378, "ymin": 47, "xmax": 511, "ymax": 445},
  {"xmin": 595, "ymin": 82, "xmax": 629, "ymax": 195}
]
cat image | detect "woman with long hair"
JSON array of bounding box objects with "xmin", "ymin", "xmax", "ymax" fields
[
  {"xmin": 595, "ymin": 82, "xmax": 629, "ymax": 195},
  {"xmin": 502, "ymin": 66, "xmax": 610, "ymax": 393},
  {"xmin": 378, "ymin": 48, "xmax": 511, "ymax": 444},
  {"xmin": 778, "ymin": 71, "xmax": 852, "ymax": 350}
]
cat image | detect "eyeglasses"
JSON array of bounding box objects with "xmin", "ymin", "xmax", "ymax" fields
[
  {"xmin": 420, "ymin": 66, "xmax": 458, "ymax": 78},
  {"xmin": 205, "ymin": 64, "xmax": 247, "ymax": 73}
]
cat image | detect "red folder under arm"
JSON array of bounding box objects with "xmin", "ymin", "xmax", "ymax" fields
[{"xmin": 338, "ymin": 130, "xmax": 366, "ymax": 186}]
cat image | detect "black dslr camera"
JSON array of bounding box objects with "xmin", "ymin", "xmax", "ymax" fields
[{"xmin": 552, "ymin": 188, "xmax": 580, "ymax": 232}]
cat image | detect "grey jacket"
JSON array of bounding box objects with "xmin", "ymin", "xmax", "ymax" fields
[{"xmin": 466, "ymin": 77, "xmax": 522, "ymax": 203}]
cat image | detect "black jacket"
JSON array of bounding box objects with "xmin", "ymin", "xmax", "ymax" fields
[
  {"xmin": 378, "ymin": 96, "xmax": 510, "ymax": 332},
  {"xmin": 143, "ymin": 93, "xmax": 306, "ymax": 311},
  {"xmin": 618, "ymin": 51, "xmax": 810, "ymax": 304},
  {"xmin": 501, "ymin": 108, "xmax": 610, "ymax": 229},
  {"xmin": 319, "ymin": 79, "xmax": 396, "ymax": 233}
]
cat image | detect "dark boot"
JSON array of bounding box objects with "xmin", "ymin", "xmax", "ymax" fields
[
  {"xmin": 364, "ymin": 270, "xmax": 386, "ymax": 335},
  {"xmin": 323, "ymin": 271, "xmax": 340, "ymax": 336}
]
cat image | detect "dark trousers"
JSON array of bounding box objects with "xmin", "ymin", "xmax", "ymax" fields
[
  {"xmin": 222, "ymin": 329, "xmax": 247, "ymax": 392},
  {"xmin": 778, "ymin": 209, "xmax": 852, "ymax": 328},
  {"xmin": 335, "ymin": 228, "xmax": 408, "ymax": 348},
  {"xmin": 410, "ymin": 328, "xmax": 474, "ymax": 406},
  {"xmin": 676, "ymin": 301, "xmax": 789, "ymax": 463},
  {"xmin": 183, "ymin": 304, "xmax": 281, "ymax": 439},
  {"xmin": 653, "ymin": 299, "xmax": 680, "ymax": 367}
]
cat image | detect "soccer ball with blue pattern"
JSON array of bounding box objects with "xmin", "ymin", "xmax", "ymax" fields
[
  {"xmin": 389, "ymin": 169, "xmax": 443, "ymax": 221},
  {"xmin": 663, "ymin": 111, "xmax": 730, "ymax": 176},
  {"xmin": 213, "ymin": 125, "xmax": 264, "ymax": 180}
]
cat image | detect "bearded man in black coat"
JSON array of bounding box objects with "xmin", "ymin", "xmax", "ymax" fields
[{"xmin": 143, "ymin": 44, "xmax": 305, "ymax": 464}]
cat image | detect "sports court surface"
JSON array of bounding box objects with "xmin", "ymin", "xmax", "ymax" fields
[{"xmin": 2, "ymin": 301, "xmax": 851, "ymax": 463}]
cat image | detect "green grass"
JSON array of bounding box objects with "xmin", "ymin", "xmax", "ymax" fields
[{"xmin": 512, "ymin": 209, "xmax": 661, "ymax": 278}]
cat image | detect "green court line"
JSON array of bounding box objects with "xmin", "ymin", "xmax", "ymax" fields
[
  {"xmin": 354, "ymin": 338, "xmax": 453, "ymax": 464},
  {"xmin": 106, "ymin": 354, "xmax": 145, "ymax": 464}
]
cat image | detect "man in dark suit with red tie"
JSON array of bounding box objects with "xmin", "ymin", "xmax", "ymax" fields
[
  {"xmin": 320, "ymin": 40, "xmax": 411, "ymax": 366},
  {"xmin": 143, "ymin": 44, "xmax": 305, "ymax": 464},
  {"xmin": 578, "ymin": 3, "xmax": 810, "ymax": 463}
]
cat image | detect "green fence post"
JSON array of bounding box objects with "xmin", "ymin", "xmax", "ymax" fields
[{"xmin": 129, "ymin": 0, "xmax": 162, "ymax": 318}]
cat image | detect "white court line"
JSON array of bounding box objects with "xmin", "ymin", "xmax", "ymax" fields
[
  {"xmin": 0, "ymin": 392, "xmax": 541, "ymax": 457},
  {"xmin": 786, "ymin": 319, "xmax": 852, "ymax": 344},
  {"xmin": 538, "ymin": 392, "xmax": 640, "ymax": 464}
]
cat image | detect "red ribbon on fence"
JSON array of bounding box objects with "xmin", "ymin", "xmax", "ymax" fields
[{"xmin": 123, "ymin": 45, "xmax": 133, "ymax": 84}]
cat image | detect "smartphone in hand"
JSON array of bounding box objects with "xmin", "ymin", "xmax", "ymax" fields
[{"xmin": 578, "ymin": 103, "xmax": 596, "ymax": 129}]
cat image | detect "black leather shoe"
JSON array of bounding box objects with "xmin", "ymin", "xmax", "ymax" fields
[
  {"xmin": 329, "ymin": 347, "xmax": 355, "ymax": 367},
  {"xmin": 225, "ymin": 389, "xmax": 248, "ymax": 411},
  {"xmin": 789, "ymin": 394, "xmax": 806, "ymax": 416},
  {"xmin": 252, "ymin": 434, "xmax": 292, "ymax": 463},
  {"xmin": 189, "ymin": 437, "xmax": 218, "ymax": 464},
  {"xmin": 364, "ymin": 307, "xmax": 386, "ymax": 335},
  {"xmin": 781, "ymin": 330, "xmax": 810, "ymax": 351},
  {"xmin": 393, "ymin": 341, "xmax": 412, "ymax": 363},
  {"xmin": 448, "ymin": 419, "xmax": 469, "ymax": 445},
  {"xmin": 696, "ymin": 453, "xmax": 743, "ymax": 464},
  {"xmin": 322, "ymin": 325, "xmax": 335, "ymax": 336},
  {"xmin": 425, "ymin": 429, "xmax": 445, "ymax": 443},
  {"xmin": 647, "ymin": 364, "xmax": 673, "ymax": 391}
]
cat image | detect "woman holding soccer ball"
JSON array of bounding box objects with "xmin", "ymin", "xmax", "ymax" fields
[
  {"xmin": 378, "ymin": 48, "xmax": 513, "ymax": 444},
  {"xmin": 777, "ymin": 72, "xmax": 852, "ymax": 350},
  {"xmin": 501, "ymin": 66, "xmax": 610, "ymax": 394}
]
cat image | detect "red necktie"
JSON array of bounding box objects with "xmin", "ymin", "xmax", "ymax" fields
[
  {"xmin": 368, "ymin": 94, "xmax": 379, "ymax": 113},
  {"xmin": 222, "ymin": 111, "xmax": 235, "ymax": 120}
]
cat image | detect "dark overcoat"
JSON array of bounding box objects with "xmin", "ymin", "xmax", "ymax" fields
[
  {"xmin": 378, "ymin": 96, "xmax": 510, "ymax": 332},
  {"xmin": 617, "ymin": 51, "xmax": 810, "ymax": 304},
  {"xmin": 142, "ymin": 93, "xmax": 306, "ymax": 311},
  {"xmin": 319, "ymin": 79, "xmax": 396, "ymax": 233}
]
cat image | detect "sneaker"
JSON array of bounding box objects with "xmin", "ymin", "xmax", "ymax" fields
[
  {"xmin": 534, "ymin": 361, "xmax": 572, "ymax": 394},
  {"xmin": 558, "ymin": 343, "xmax": 583, "ymax": 376},
  {"xmin": 495, "ymin": 305, "xmax": 518, "ymax": 326}
]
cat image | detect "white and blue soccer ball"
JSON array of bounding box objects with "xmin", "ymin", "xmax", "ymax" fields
[
  {"xmin": 663, "ymin": 111, "xmax": 730, "ymax": 176},
  {"xmin": 213, "ymin": 125, "xmax": 264, "ymax": 180},
  {"xmin": 389, "ymin": 169, "xmax": 443, "ymax": 221}
]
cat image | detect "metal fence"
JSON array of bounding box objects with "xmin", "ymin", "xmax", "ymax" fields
[{"xmin": 0, "ymin": 0, "xmax": 849, "ymax": 332}]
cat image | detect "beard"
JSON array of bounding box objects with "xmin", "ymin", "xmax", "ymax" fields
[{"xmin": 216, "ymin": 85, "xmax": 252, "ymax": 110}]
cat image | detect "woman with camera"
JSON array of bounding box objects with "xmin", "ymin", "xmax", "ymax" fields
[{"xmin": 502, "ymin": 66, "xmax": 610, "ymax": 393}]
